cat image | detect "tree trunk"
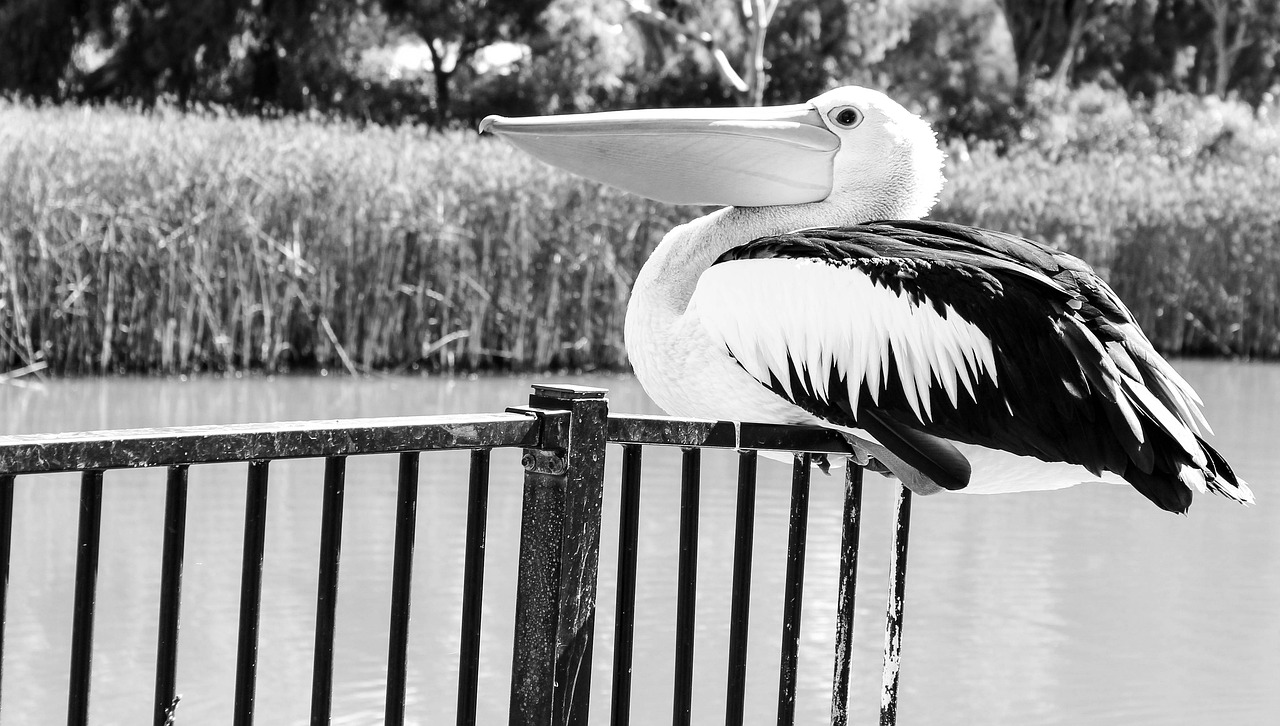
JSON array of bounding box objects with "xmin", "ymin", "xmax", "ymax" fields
[
  {"xmin": 1211, "ymin": 0, "xmax": 1230, "ymax": 97},
  {"xmin": 744, "ymin": 0, "xmax": 770, "ymax": 106},
  {"xmin": 1049, "ymin": 2, "xmax": 1091, "ymax": 89},
  {"xmin": 428, "ymin": 42, "xmax": 453, "ymax": 128},
  {"xmin": 1205, "ymin": 0, "xmax": 1253, "ymax": 98},
  {"xmin": 997, "ymin": 0, "xmax": 1103, "ymax": 96}
]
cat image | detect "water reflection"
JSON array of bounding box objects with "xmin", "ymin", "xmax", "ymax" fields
[{"xmin": 0, "ymin": 364, "xmax": 1276, "ymax": 725}]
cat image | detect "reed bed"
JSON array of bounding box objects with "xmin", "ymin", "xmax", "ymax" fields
[
  {"xmin": 938, "ymin": 151, "xmax": 1280, "ymax": 357},
  {"xmin": 2, "ymin": 103, "xmax": 1278, "ymax": 374}
]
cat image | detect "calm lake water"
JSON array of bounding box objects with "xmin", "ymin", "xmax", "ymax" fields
[{"xmin": 1, "ymin": 363, "xmax": 1277, "ymax": 726}]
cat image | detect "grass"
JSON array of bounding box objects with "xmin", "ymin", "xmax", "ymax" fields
[{"xmin": 2, "ymin": 103, "xmax": 1278, "ymax": 375}]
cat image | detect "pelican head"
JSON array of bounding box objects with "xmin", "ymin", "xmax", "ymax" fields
[{"xmin": 480, "ymin": 86, "xmax": 945, "ymax": 223}]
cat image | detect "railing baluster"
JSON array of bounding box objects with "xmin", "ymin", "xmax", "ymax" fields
[
  {"xmin": 456, "ymin": 449, "xmax": 492, "ymax": 726},
  {"xmin": 68, "ymin": 469, "xmax": 104, "ymax": 726},
  {"xmin": 385, "ymin": 452, "xmax": 420, "ymax": 726},
  {"xmin": 610, "ymin": 444, "xmax": 643, "ymax": 726},
  {"xmin": 672, "ymin": 448, "xmax": 701, "ymax": 726},
  {"xmin": 724, "ymin": 451, "xmax": 758, "ymax": 726},
  {"xmin": 776, "ymin": 454, "xmax": 812, "ymax": 726},
  {"xmin": 233, "ymin": 460, "xmax": 271, "ymax": 726},
  {"xmin": 311, "ymin": 456, "xmax": 347, "ymax": 726},
  {"xmin": 154, "ymin": 465, "xmax": 189, "ymax": 726},
  {"xmin": 830, "ymin": 464, "xmax": 864, "ymax": 726},
  {"xmin": 879, "ymin": 487, "xmax": 912, "ymax": 726},
  {"xmin": 0, "ymin": 473, "xmax": 14, "ymax": 710}
]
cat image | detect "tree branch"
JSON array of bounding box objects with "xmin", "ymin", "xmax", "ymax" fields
[{"xmin": 625, "ymin": 0, "xmax": 749, "ymax": 93}]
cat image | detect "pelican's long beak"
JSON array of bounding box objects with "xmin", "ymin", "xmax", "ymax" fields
[{"xmin": 479, "ymin": 104, "xmax": 839, "ymax": 207}]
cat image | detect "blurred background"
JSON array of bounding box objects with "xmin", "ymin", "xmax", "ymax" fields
[{"xmin": 6, "ymin": 0, "xmax": 1280, "ymax": 139}]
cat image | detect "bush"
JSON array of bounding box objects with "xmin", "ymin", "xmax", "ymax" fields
[{"xmin": 1016, "ymin": 81, "xmax": 1280, "ymax": 164}]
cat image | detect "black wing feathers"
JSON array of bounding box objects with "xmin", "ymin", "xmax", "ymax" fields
[{"xmin": 715, "ymin": 220, "xmax": 1242, "ymax": 513}]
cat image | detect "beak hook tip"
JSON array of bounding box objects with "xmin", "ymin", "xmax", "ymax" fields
[{"xmin": 478, "ymin": 115, "xmax": 503, "ymax": 135}]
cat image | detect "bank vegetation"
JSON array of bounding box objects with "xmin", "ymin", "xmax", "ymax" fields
[{"xmin": 3, "ymin": 91, "xmax": 1279, "ymax": 374}]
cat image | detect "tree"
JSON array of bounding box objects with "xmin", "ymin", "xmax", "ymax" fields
[
  {"xmin": 1193, "ymin": 0, "xmax": 1280, "ymax": 98},
  {"xmin": 995, "ymin": 0, "xmax": 1124, "ymax": 93},
  {"xmin": 877, "ymin": 0, "xmax": 1019, "ymax": 141},
  {"xmin": 626, "ymin": 0, "xmax": 910, "ymax": 106},
  {"xmin": 626, "ymin": 0, "xmax": 761, "ymax": 104},
  {"xmin": 77, "ymin": 0, "xmax": 246, "ymax": 106},
  {"xmin": 765, "ymin": 0, "xmax": 911, "ymax": 103},
  {"xmin": 382, "ymin": 0, "xmax": 552, "ymax": 124},
  {"xmin": 0, "ymin": 0, "xmax": 105, "ymax": 99},
  {"xmin": 521, "ymin": 0, "xmax": 640, "ymax": 113},
  {"xmin": 0, "ymin": 0, "xmax": 376, "ymax": 112},
  {"xmin": 1072, "ymin": 0, "xmax": 1280, "ymax": 104}
]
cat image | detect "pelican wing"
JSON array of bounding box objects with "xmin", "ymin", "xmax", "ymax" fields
[{"xmin": 689, "ymin": 222, "xmax": 1251, "ymax": 512}]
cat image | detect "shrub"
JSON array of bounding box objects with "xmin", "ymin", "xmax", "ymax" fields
[{"xmin": 1016, "ymin": 81, "xmax": 1280, "ymax": 164}]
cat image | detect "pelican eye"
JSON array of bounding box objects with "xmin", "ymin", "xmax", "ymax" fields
[{"xmin": 827, "ymin": 106, "xmax": 863, "ymax": 129}]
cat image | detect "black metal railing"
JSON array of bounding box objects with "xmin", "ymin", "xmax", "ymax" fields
[
  {"xmin": 605, "ymin": 411, "xmax": 912, "ymax": 726},
  {"xmin": 0, "ymin": 384, "xmax": 914, "ymax": 726}
]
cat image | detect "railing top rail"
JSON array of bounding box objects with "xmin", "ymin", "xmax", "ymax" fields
[
  {"xmin": 0, "ymin": 407, "xmax": 856, "ymax": 476},
  {"xmin": 607, "ymin": 414, "xmax": 854, "ymax": 454},
  {"xmin": 0, "ymin": 412, "xmax": 541, "ymax": 474}
]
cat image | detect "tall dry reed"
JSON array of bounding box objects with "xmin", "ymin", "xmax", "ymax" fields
[
  {"xmin": 0, "ymin": 104, "xmax": 687, "ymax": 373},
  {"xmin": 2, "ymin": 104, "xmax": 1277, "ymax": 374},
  {"xmin": 937, "ymin": 150, "xmax": 1280, "ymax": 357}
]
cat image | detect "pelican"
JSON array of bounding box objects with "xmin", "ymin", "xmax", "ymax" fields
[{"xmin": 480, "ymin": 86, "xmax": 1253, "ymax": 513}]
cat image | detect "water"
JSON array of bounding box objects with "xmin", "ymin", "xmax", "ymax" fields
[{"xmin": 0, "ymin": 363, "xmax": 1277, "ymax": 725}]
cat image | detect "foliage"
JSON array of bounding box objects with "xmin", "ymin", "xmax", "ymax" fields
[
  {"xmin": 765, "ymin": 0, "xmax": 913, "ymax": 103},
  {"xmin": 0, "ymin": 0, "xmax": 396, "ymax": 116},
  {"xmin": 995, "ymin": 0, "xmax": 1124, "ymax": 91},
  {"xmin": 1015, "ymin": 81, "xmax": 1280, "ymax": 161},
  {"xmin": 876, "ymin": 0, "xmax": 1020, "ymax": 141},
  {"xmin": 623, "ymin": 0, "xmax": 912, "ymax": 106},
  {"xmin": 470, "ymin": 0, "xmax": 640, "ymax": 116},
  {"xmin": 7, "ymin": 0, "xmax": 1280, "ymax": 140},
  {"xmin": 382, "ymin": 0, "xmax": 552, "ymax": 124},
  {"xmin": 3, "ymin": 101, "xmax": 1280, "ymax": 376},
  {"xmin": 1075, "ymin": 0, "xmax": 1280, "ymax": 103},
  {"xmin": 0, "ymin": 0, "xmax": 101, "ymax": 98}
]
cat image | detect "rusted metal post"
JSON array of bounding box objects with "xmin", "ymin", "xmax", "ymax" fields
[
  {"xmin": 384, "ymin": 452, "xmax": 420, "ymax": 726},
  {"xmin": 310, "ymin": 456, "xmax": 347, "ymax": 726},
  {"xmin": 879, "ymin": 486, "xmax": 912, "ymax": 726},
  {"xmin": 724, "ymin": 451, "xmax": 758, "ymax": 726},
  {"xmin": 830, "ymin": 464, "xmax": 864, "ymax": 726},
  {"xmin": 776, "ymin": 453, "xmax": 812, "ymax": 726},
  {"xmin": 610, "ymin": 444, "xmax": 643, "ymax": 726},
  {"xmin": 457, "ymin": 449, "xmax": 492, "ymax": 726},
  {"xmin": 68, "ymin": 470, "xmax": 104, "ymax": 726},
  {"xmin": 671, "ymin": 448, "xmax": 701, "ymax": 726},
  {"xmin": 233, "ymin": 460, "xmax": 271, "ymax": 726},
  {"xmin": 0, "ymin": 473, "xmax": 13, "ymax": 709},
  {"xmin": 154, "ymin": 465, "xmax": 189, "ymax": 726},
  {"xmin": 508, "ymin": 385, "xmax": 608, "ymax": 726}
]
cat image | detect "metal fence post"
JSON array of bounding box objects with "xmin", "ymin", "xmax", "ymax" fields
[{"xmin": 508, "ymin": 385, "xmax": 608, "ymax": 726}]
